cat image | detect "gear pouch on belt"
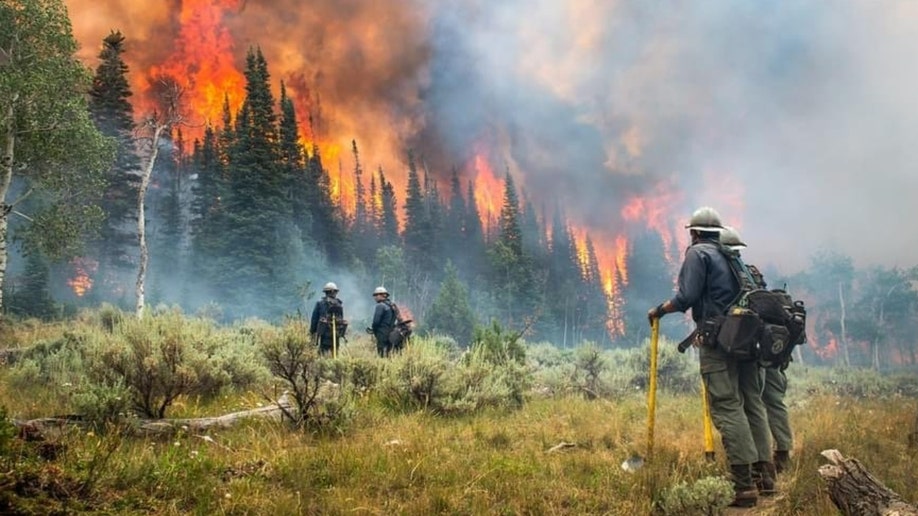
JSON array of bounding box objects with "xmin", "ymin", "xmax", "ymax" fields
[
  {"xmin": 716, "ymin": 307, "xmax": 761, "ymax": 360},
  {"xmin": 758, "ymin": 323, "xmax": 790, "ymax": 367}
]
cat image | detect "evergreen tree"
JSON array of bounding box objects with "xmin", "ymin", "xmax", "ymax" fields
[
  {"xmin": 621, "ymin": 231, "xmax": 677, "ymax": 345},
  {"xmin": 351, "ymin": 140, "xmax": 377, "ymax": 264},
  {"xmin": 8, "ymin": 250, "xmax": 55, "ymax": 319},
  {"xmin": 87, "ymin": 30, "xmax": 141, "ymax": 298},
  {"xmin": 279, "ymin": 82, "xmax": 312, "ymax": 250},
  {"xmin": 426, "ymin": 261, "xmax": 476, "ymax": 345},
  {"xmin": 149, "ymin": 130, "xmax": 187, "ymax": 305},
  {"xmin": 544, "ymin": 209, "xmax": 582, "ymax": 346},
  {"xmin": 377, "ymin": 167, "xmax": 399, "ymax": 243},
  {"xmin": 489, "ymin": 172, "xmax": 536, "ymax": 326},
  {"xmin": 189, "ymin": 124, "xmax": 229, "ymax": 303},
  {"xmin": 221, "ymin": 47, "xmax": 299, "ymax": 316},
  {"xmin": 581, "ymin": 236, "xmax": 612, "ymax": 344},
  {"xmin": 304, "ymin": 145, "xmax": 350, "ymax": 265},
  {"xmin": 403, "ymin": 151, "xmax": 435, "ymax": 272}
]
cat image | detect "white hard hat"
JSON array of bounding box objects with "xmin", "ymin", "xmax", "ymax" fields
[
  {"xmin": 372, "ymin": 286, "xmax": 389, "ymax": 296},
  {"xmin": 322, "ymin": 282, "xmax": 339, "ymax": 292},
  {"xmin": 720, "ymin": 226, "xmax": 747, "ymax": 251},
  {"xmin": 685, "ymin": 206, "xmax": 724, "ymax": 232}
]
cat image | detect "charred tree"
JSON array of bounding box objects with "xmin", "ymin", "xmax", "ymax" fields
[{"xmin": 818, "ymin": 449, "xmax": 918, "ymax": 516}]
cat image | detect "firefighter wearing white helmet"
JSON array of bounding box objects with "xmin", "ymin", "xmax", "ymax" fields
[
  {"xmin": 370, "ymin": 286, "xmax": 398, "ymax": 357},
  {"xmin": 719, "ymin": 226, "xmax": 794, "ymax": 478},
  {"xmin": 310, "ymin": 281, "xmax": 345, "ymax": 355},
  {"xmin": 647, "ymin": 207, "xmax": 769, "ymax": 507},
  {"xmin": 719, "ymin": 226, "xmax": 747, "ymax": 251},
  {"xmin": 685, "ymin": 206, "xmax": 725, "ymax": 232}
]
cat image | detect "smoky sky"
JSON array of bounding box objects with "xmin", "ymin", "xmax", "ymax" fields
[{"xmin": 66, "ymin": 0, "xmax": 918, "ymax": 272}]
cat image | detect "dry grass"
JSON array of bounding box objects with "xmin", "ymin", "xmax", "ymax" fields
[
  {"xmin": 1, "ymin": 315, "xmax": 916, "ymax": 514},
  {"xmin": 3, "ymin": 386, "xmax": 916, "ymax": 514}
]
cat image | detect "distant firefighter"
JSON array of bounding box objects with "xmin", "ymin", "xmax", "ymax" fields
[
  {"xmin": 310, "ymin": 282, "xmax": 346, "ymax": 356},
  {"xmin": 368, "ymin": 286, "xmax": 412, "ymax": 357}
]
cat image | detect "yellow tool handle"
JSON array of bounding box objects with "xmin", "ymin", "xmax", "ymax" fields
[
  {"xmin": 701, "ymin": 378, "xmax": 715, "ymax": 461},
  {"xmin": 647, "ymin": 318, "xmax": 660, "ymax": 460}
]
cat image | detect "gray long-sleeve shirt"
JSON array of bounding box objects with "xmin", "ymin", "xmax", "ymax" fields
[{"xmin": 668, "ymin": 239, "xmax": 740, "ymax": 324}]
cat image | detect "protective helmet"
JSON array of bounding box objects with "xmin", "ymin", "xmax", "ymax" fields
[
  {"xmin": 719, "ymin": 226, "xmax": 747, "ymax": 250},
  {"xmin": 685, "ymin": 206, "xmax": 724, "ymax": 232},
  {"xmin": 322, "ymin": 282, "xmax": 339, "ymax": 292},
  {"xmin": 372, "ymin": 286, "xmax": 389, "ymax": 296}
]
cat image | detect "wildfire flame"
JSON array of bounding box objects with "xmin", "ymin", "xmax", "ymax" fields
[{"xmin": 67, "ymin": 258, "xmax": 98, "ymax": 297}]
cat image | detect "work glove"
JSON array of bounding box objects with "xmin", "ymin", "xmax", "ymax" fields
[{"xmin": 647, "ymin": 303, "xmax": 665, "ymax": 326}]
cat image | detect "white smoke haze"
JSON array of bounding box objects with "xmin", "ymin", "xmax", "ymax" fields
[{"xmin": 64, "ymin": 0, "xmax": 918, "ymax": 274}]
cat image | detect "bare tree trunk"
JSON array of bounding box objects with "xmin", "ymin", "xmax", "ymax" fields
[
  {"xmin": 839, "ymin": 282, "xmax": 851, "ymax": 367},
  {"xmin": 135, "ymin": 124, "xmax": 166, "ymax": 318},
  {"xmin": 0, "ymin": 103, "xmax": 15, "ymax": 316},
  {"xmin": 819, "ymin": 449, "xmax": 918, "ymax": 515}
]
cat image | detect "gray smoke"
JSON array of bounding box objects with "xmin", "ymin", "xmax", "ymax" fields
[{"xmin": 419, "ymin": 0, "xmax": 918, "ymax": 271}]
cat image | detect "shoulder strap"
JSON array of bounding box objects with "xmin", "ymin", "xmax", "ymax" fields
[{"xmin": 713, "ymin": 243, "xmax": 758, "ymax": 306}]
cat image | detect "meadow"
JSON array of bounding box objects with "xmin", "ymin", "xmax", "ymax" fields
[{"xmin": 1, "ymin": 307, "xmax": 916, "ymax": 515}]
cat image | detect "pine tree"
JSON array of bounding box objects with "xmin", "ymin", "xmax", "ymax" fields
[
  {"xmin": 426, "ymin": 261, "xmax": 476, "ymax": 345},
  {"xmin": 378, "ymin": 167, "xmax": 399, "ymax": 244},
  {"xmin": 221, "ymin": 47, "xmax": 299, "ymax": 316},
  {"xmin": 9, "ymin": 251, "xmax": 55, "ymax": 319},
  {"xmin": 351, "ymin": 140, "xmax": 377, "ymax": 264},
  {"xmin": 305, "ymin": 145, "xmax": 350, "ymax": 265},
  {"xmin": 489, "ymin": 172, "xmax": 536, "ymax": 326},
  {"xmin": 149, "ymin": 129, "xmax": 187, "ymax": 305},
  {"xmin": 544, "ymin": 209, "xmax": 582, "ymax": 346},
  {"xmin": 621, "ymin": 230, "xmax": 675, "ymax": 345},
  {"xmin": 87, "ymin": 30, "xmax": 141, "ymax": 299},
  {"xmin": 403, "ymin": 151, "xmax": 433, "ymax": 271},
  {"xmin": 582, "ymin": 236, "xmax": 612, "ymax": 344}
]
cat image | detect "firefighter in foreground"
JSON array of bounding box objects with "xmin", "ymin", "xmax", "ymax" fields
[
  {"xmin": 646, "ymin": 207, "xmax": 770, "ymax": 508},
  {"xmin": 720, "ymin": 226, "xmax": 794, "ymax": 475},
  {"xmin": 310, "ymin": 282, "xmax": 345, "ymax": 356}
]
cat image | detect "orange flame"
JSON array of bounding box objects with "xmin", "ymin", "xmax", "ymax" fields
[
  {"xmin": 621, "ymin": 181, "xmax": 687, "ymax": 265},
  {"xmin": 139, "ymin": 0, "xmax": 246, "ymax": 142},
  {"xmin": 472, "ymin": 152, "xmax": 503, "ymax": 237},
  {"xmin": 67, "ymin": 258, "xmax": 98, "ymax": 297}
]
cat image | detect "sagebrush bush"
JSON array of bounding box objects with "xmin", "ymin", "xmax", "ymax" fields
[
  {"xmin": 85, "ymin": 308, "xmax": 268, "ymax": 418},
  {"xmin": 259, "ymin": 320, "xmax": 353, "ymax": 433},
  {"xmin": 628, "ymin": 337, "xmax": 698, "ymax": 393},
  {"xmin": 656, "ymin": 476, "xmax": 734, "ymax": 515}
]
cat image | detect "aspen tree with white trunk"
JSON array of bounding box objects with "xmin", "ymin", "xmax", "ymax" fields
[{"xmin": 0, "ymin": 0, "xmax": 113, "ymax": 316}]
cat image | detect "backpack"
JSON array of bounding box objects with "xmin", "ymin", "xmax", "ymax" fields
[
  {"xmin": 384, "ymin": 300, "xmax": 413, "ymax": 349},
  {"xmin": 716, "ymin": 249, "xmax": 807, "ymax": 366},
  {"xmin": 318, "ymin": 297, "xmax": 348, "ymax": 338}
]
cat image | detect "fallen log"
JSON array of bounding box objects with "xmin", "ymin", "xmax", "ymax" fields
[
  {"xmin": 13, "ymin": 394, "xmax": 292, "ymax": 439},
  {"xmin": 818, "ymin": 449, "xmax": 918, "ymax": 516}
]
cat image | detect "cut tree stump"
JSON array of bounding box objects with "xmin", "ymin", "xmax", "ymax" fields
[
  {"xmin": 818, "ymin": 449, "xmax": 918, "ymax": 516},
  {"xmin": 12, "ymin": 394, "xmax": 292, "ymax": 439}
]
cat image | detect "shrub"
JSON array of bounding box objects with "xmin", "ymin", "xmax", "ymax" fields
[
  {"xmin": 573, "ymin": 342, "xmax": 608, "ymax": 399},
  {"xmin": 656, "ymin": 476, "xmax": 734, "ymax": 515},
  {"xmin": 86, "ymin": 309, "xmax": 267, "ymax": 418},
  {"xmin": 259, "ymin": 320, "xmax": 353, "ymax": 433},
  {"xmin": 627, "ymin": 338, "xmax": 698, "ymax": 393}
]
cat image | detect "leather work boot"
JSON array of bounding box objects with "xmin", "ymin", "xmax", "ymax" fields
[
  {"xmin": 729, "ymin": 464, "xmax": 758, "ymax": 508},
  {"xmin": 774, "ymin": 450, "xmax": 791, "ymax": 474},
  {"xmin": 753, "ymin": 461, "xmax": 778, "ymax": 496}
]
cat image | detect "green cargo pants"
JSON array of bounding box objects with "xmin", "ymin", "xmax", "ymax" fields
[
  {"xmin": 700, "ymin": 347, "xmax": 772, "ymax": 465},
  {"xmin": 762, "ymin": 367, "xmax": 793, "ymax": 451}
]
